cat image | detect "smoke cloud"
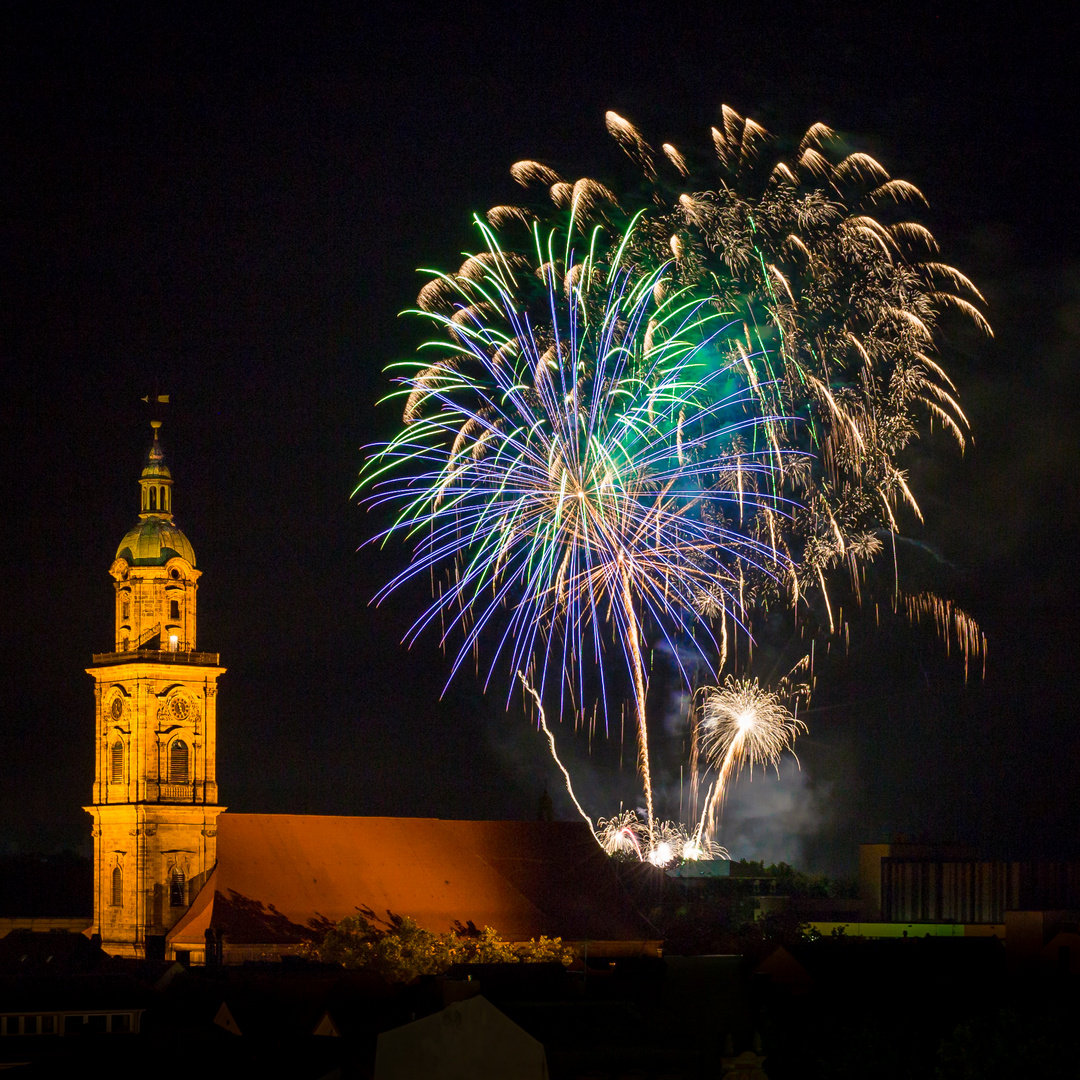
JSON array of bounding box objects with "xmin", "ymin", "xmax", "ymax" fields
[{"xmin": 717, "ymin": 757, "xmax": 832, "ymax": 867}]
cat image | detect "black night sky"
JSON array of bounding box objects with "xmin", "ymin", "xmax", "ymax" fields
[{"xmin": 2, "ymin": 3, "xmax": 1077, "ymax": 875}]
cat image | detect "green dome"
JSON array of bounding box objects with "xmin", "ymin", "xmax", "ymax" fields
[{"xmin": 116, "ymin": 518, "xmax": 196, "ymax": 567}]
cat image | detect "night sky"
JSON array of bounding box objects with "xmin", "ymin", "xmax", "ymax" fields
[{"xmin": 2, "ymin": 3, "xmax": 1077, "ymax": 875}]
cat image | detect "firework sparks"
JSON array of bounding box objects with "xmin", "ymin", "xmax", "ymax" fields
[
  {"xmin": 597, "ymin": 810, "xmax": 727, "ymax": 866},
  {"xmin": 901, "ymin": 591, "xmax": 987, "ymax": 680},
  {"xmin": 489, "ymin": 109, "xmax": 990, "ymax": 646},
  {"xmin": 693, "ymin": 676, "xmax": 806, "ymax": 843},
  {"xmin": 359, "ymin": 217, "xmax": 793, "ymax": 831}
]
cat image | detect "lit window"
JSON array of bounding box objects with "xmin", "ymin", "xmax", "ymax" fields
[
  {"xmin": 111, "ymin": 866, "xmax": 123, "ymax": 906},
  {"xmin": 169, "ymin": 634, "xmax": 179, "ymax": 651},
  {"xmin": 110, "ymin": 740, "xmax": 124, "ymax": 784},
  {"xmin": 170, "ymin": 870, "xmax": 186, "ymax": 907},
  {"xmin": 169, "ymin": 740, "xmax": 189, "ymax": 784}
]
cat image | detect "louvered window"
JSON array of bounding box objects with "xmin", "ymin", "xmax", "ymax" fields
[
  {"xmin": 111, "ymin": 866, "xmax": 123, "ymax": 906},
  {"xmin": 110, "ymin": 740, "xmax": 124, "ymax": 784},
  {"xmin": 170, "ymin": 870, "xmax": 186, "ymax": 907},
  {"xmin": 169, "ymin": 740, "xmax": 189, "ymax": 784}
]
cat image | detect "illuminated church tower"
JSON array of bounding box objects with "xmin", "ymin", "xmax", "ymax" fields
[{"xmin": 85, "ymin": 422, "xmax": 225, "ymax": 957}]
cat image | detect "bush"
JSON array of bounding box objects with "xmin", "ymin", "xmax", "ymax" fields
[{"xmin": 315, "ymin": 908, "xmax": 574, "ymax": 983}]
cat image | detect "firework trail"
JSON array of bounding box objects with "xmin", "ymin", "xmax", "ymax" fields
[
  {"xmin": 518, "ymin": 671, "xmax": 596, "ymax": 838},
  {"xmin": 359, "ymin": 217, "xmax": 793, "ymax": 832}
]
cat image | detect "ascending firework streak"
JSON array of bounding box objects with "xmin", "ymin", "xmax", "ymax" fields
[
  {"xmin": 693, "ymin": 677, "xmax": 807, "ymax": 844},
  {"xmin": 518, "ymin": 671, "xmax": 596, "ymax": 838},
  {"xmin": 359, "ymin": 216, "xmax": 794, "ymax": 835}
]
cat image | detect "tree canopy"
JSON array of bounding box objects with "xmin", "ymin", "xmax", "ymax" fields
[{"xmin": 315, "ymin": 908, "xmax": 574, "ymax": 984}]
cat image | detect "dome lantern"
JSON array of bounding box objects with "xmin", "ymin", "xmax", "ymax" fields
[
  {"xmin": 140, "ymin": 420, "xmax": 174, "ymax": 520},
  {"xmin": 115, "ymin": 421, "xmax": 197, "ymax": 568}
]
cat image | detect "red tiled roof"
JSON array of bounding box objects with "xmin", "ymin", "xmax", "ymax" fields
[{"xmin": 168, "ymin": 814, "xmax": 658, "ymax": 952}]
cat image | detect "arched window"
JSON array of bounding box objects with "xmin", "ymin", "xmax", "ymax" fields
[
  {"xmin": 159, "ymin": 485, "xmax": 165, "ymax": 509},
  {"xmin": 169, "ymin": 739, "xmax": 189, "ymax": 784},
  {"xmin": 148, "ymin": 487, "xmax": 157, "ymax": 511},
  {"xmin": 111, "ymin": 866, "xmax": 123, "ymax": 907},
  {"xmin": 170, "ymin": 869, "xmax": 186, "ymax": 907},
  {"xmin": 110, "ymin": 740, "xmax": 124, "ymax": 784}
]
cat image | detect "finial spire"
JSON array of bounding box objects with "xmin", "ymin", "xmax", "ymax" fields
[{"xmin": 139, "ymin": 422, "xmax": 174, "ymax": 520}]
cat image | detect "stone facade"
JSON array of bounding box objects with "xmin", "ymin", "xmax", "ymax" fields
[{"xmin": 84, "ymin": 423, "xmax": 225, "ymax": 957}]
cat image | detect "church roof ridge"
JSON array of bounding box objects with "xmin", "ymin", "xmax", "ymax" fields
[{"xmin": 167, "ymin": 814, "xmax": 660, "ymax": 954}]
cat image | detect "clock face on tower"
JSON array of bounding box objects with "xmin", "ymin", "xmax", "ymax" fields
[
  {"xmin": 169, "ymin": 695, "xmax": 190, "ymax": 722},
  {"xmin": 111, "ymin": 697, "xmax": 124, "ymax": 720}
]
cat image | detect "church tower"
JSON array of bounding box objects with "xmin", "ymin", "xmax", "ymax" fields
[{"xmin": 85, "ymin": 422, "xmax": 225, "ymax": 958}]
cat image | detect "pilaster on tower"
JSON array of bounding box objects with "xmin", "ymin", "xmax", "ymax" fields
[{"xmin": 85, "ymin": 421, "xmax": 225, "ymax": 959}]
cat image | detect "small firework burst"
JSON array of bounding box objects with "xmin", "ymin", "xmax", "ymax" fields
[
  {"xmin": 598, "ymin": 810, "xmax": 727, "ymax": 866},
  {"xmin": 692, "ymin": 676, "xmax": 807, "ymax": 843},
  {"xmin": 701, "ymin": 677, "xmax": 806, "ymax": 778}
]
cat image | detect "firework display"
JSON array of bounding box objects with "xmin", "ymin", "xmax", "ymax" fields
[
  {"xmin": 495, "ymin": 112, "xmax": 990, "ymax": 632},
  {"xmin": 361, "ymin": 215, "xmax": 791, "ymax": 833},
  {"xmin": 359, "ymin": 108, "xmax": 987, "ymax": 863},
  {"xmin": 598, "ymin": 810, "xmax": 727, "ymax": 867}
]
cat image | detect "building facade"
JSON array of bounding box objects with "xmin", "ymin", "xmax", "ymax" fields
[{"xmin": 84, "ymin": 423, "xmax": 225, "ymax": 957}]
